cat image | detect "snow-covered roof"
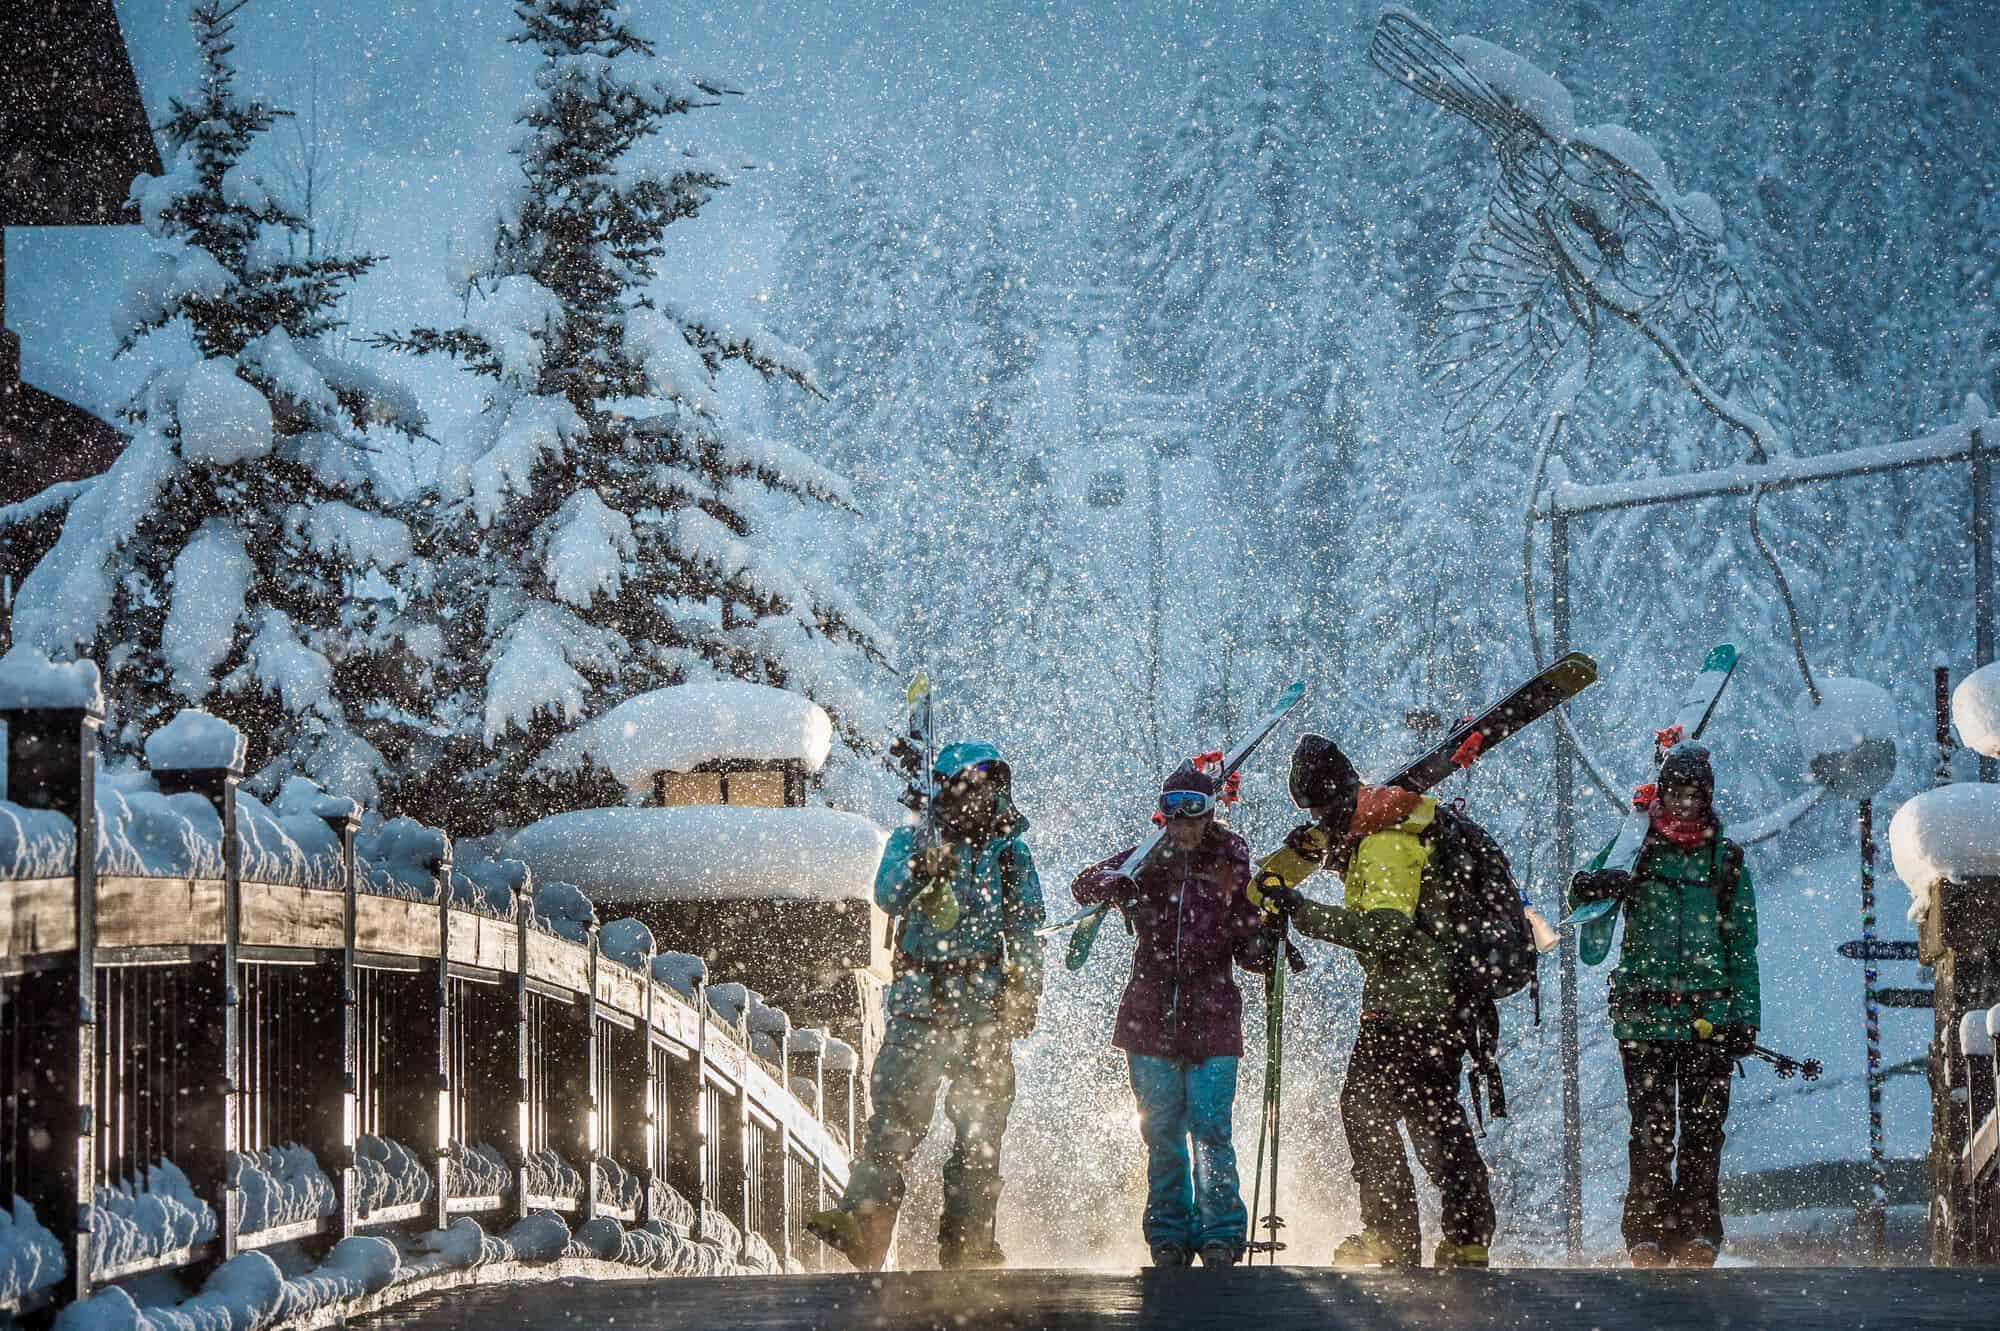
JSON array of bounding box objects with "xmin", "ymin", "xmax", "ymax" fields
[
  {"xmin": 1889, "ymin": 784, "xmax": 2000, "ymax": 921},
  {"xmin": 540, "ymin": 682, "xmax": 834, "ymax": 789},
  {"xmin": 506, "ymin": 805, "xmax": 885, "ymax": 903},
  {"xmin": 1952, "ymin": 662, "xmax": 2000, "ymax": 760},
  {"xmin": 0, "ymin": 648, "xmax": 104, "ymax": 714}
]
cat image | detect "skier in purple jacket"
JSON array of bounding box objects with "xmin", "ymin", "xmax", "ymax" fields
[{"xmin": 1071, "ymin": 760, "xmax": 1278, "ymax": 1268}]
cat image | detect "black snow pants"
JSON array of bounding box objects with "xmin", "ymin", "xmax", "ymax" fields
[
  {"xmin": 1340, "ymin": 1015, "xmax": 1496, "ymax": 1262},
  {"xmin": 1618, "ymin": 1039, "xmax": 1734, "ymax": 1251}
]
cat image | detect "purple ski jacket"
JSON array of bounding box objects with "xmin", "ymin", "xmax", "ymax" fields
[{"xmin": 1071, "ymin": 824, "xmax": 1274, "ymax": 1061}]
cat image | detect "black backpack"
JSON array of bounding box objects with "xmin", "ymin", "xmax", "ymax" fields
[{"xmin": 1421, "ymin": 804, "xmax": 1538, "ymax": 1123}]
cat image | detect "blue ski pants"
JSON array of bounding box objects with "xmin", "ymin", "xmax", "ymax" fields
[
  {"xmin": 840, "ymin": 1013, "xmax": 1016, "ymax": 1234},
  {"xmin": 1128, "ymin": 1053, "xmax": 1247, "ymax": 1257}
]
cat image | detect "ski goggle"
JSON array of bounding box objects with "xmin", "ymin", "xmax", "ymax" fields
[
  {"xmin": 1158, "ymin": 789, "xmax": 1216, "ymax": 819},
  {"xmin": 939, "ymin": 760, "xmax": 1001, "ymax": 787}
]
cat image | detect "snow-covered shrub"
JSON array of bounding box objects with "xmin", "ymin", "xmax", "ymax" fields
[
  {"xmin": 522, "ymin": 1150, "xmax": 583, "ymax": 1204},
  {"xmin": 598, "ymin": 918, "xmax": 654, "ymax": 971},
  {"xmin": 651, "ymin": 951, "xmax": 706, "ymax": 999},
  {"xmin": 10, "ymin": 1, "xmax": 422, "ymax": 802},
  {"xmin": 593, "ymin": 1157, "xmax": 642, "ymax": 1215},
  {"xmin": 648, "ymin": 1178, "xmax": 697, "ymax": 1236},
  {"xmin": 370, "ymin": 0, "xmax": 884, "ymax": 834},
  {"xmin": 737, "ymin": 1229, "xmax": 779, "ymax": 1274},
  {"xmin": 532, "ymin": 881, "xmax": 595, "ymax": 943},
  {"xmin": 445, "ymin": 1142, "xmax": 512, "ymax": 1199}
]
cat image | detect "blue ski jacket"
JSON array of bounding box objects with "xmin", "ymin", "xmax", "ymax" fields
[{"xmin": 877, "ymin": 741, "xmax": 1045, "ymax": 1025}]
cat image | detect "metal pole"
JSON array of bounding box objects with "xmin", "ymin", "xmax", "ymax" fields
[
  {"xmin": 1974, "ymin": 429, "xmax": 1995, "ymax": 782},
  {"xmin": 1936, "ymin": 666, "xmax": 1953, "ymax": 789},
  {"xmin": 1147, "ymin": 440, "xmax": 1164, "ymax": 776},
  {"xmin": 1552, "ymin": 510, "xmax": 1582, "ymax": 1258},
  {"xmin": 1860, "ymin": 798, "xmax": 1887, "ymax": 1259}
]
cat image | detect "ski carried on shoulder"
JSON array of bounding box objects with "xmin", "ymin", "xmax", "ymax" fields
[
  {"xmin": 1385, "ymin": 652, "xmax": 1600, "ymax": 793},
  {"xmin": 1565, "ymin": 644, "xmax": 1739, "ymax": 939},
  {"xmin": 1039, "ymin": 680, "xmax": 1307, "ymax": 970}
]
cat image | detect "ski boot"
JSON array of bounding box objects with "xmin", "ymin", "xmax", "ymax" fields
[
  {"xmin": 807, "ymin": 1202, "xmax": 898, "ymax": 1271},
  {"xmin": 1671, "ymin": 1237, "xmax": 1718, "ymax": 1268},
  {"xmin": 1198, "ymin": 1242, "xmax": 1240, "ymax": 1269},
  {"xmin": 937, "ymin": 1214, "xmax": 1006, "ymax": 1270},
  {"xmin": 1332, "ymin": 1231, "xmax": 1414, "ymax": 1268},
  {"xmin": 1627, "ymin": 1241, "xmax": 1672, "ymax": 1268},
  {"xmin": 1432, "ymin": 1240, "xmax": 1489, "ymax": 1269},
  {"xmin": 1151, "ymin": 1242, "xmax": 1195, "ymax": 1268}
]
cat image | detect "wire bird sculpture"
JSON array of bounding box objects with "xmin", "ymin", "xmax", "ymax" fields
[
  {"xmin": 1371, "ymin": 9, "xmax": 1827, "ymax": 816},
  {"xmin": 1370, "ymin": 9, "xmax": 1738, "ymax": 437}
]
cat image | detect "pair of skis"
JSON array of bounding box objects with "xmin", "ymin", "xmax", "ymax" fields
[{"xmin": 1040, "ymin": 651, "xmax": 1603, "ymax": 969}]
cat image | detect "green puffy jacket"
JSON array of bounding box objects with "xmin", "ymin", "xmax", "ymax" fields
[
  {"xmin": 1571, "ymin": 830, "xmax": 1759, "ymax": 1042},
  {"xmin": 1288, "ymin": 796, "xmax": 1457, "ymax": 1025}
]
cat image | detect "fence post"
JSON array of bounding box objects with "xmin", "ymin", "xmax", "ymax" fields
[
  {"xmin": 314, "ymin": 805, "xmax": 361, "ymax": 1241},
  {"xmin": 1975, "ymin": 425, "xmax": 1995, "ymax": 783},
  {"xmin": 584, "ymin": 921, "xmax": 603, "ymax": 1224},
  {"xmin": 3, "ymin": 698, "xmax": 103, "ymax": 1304},
  {"xmin": 432, "ymin": 835, "xmax": 454, "ymax": 1232},
  {"xmin": 1550, "ymin": 504, "xmax": 1584, "ymax": 1259},
  {"xmin": 510, "ymin": 883, "xmax": 532, "ymax": 1223},
  {"xmin": 152, "ymin": 740, "xmax": 244, "ymax": 1261}
]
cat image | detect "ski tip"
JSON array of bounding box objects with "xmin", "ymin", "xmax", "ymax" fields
[
  {"xmin": 906, "ymin": 673, "xmax": 932, "ymax": 705},
  {"xmin": 1701, "ymin": 644, "xmax": 1739, "ymax": 673},
  {"xmin": 1554, "ymin": 652, "xmax": 1599, "ymax": 685},
  {"xmin": 1274, "ymin": 680, "xmax": 1307, "ymax": 710}
]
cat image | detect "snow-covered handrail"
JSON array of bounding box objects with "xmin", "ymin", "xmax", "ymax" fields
[{"xmin": 1536, "ymin": 417, "xmax": 2000, "ymax": 519}]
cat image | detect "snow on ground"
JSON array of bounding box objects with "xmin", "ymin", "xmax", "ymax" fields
[
  {"xmin": 536, "ymin": 681, "xmax": 834, "ymax": 791},
  {"xmin": 507, "ymin": 805, "xmax": 884, "ymax": 903},
  {"xmin": 0, "ymin": 1196, "xmax": 64, "ymax": 1304},
  {"xmin": 1889, "ymin": 784, "xmax": 2000, "ymax": 921},
  {"xmin": 1952, "ymin": 661, "xmax": 2000, "ymax": 758}
]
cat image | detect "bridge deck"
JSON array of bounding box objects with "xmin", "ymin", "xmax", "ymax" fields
[{"xmin": 359, "ymin": 1266, "xmax": 1991, "ymax": 1330}]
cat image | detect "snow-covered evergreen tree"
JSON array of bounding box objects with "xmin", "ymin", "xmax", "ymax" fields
[
  {"xmin": 378, "ymin": 0, "xmax": 884, "ymax": 831},
  {"xmin": 12, "ymin": 0, "xmax": 423, "ymax": 798}
]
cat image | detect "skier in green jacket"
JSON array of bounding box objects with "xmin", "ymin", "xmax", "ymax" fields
[{"xmin": 1569, "ymin": 744, "xmax": 1759, "ymax": 1268}]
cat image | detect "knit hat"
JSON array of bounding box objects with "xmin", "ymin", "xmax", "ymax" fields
[
  {"xmin": 1161, "ymin": 759, "xmax": 1218, "ymax": 798},
  {"xmin": 1657, "ymin": 743, "xmax": 1715, "ymax": 797},
  {"xmin": 1288, "ymin": 733, "xmax": 1359, "ymax": 812}
]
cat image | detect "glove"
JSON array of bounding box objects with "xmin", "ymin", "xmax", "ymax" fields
[
  {"xmin": 999, "ymin": 988, "xmax": 1040, "ymax": 1040},
  {"xmin": 911, "ymin": 845, "xmax": 956, "ymax": 883},
  {"xmin": 1572, "ymin": 868, "xmax": 1634, "ymax": 903},
  {"xmin": 1725, "ymin": 1024, "xmax": 1757, "ymax": 1060},
  {"xmin": 1259, "ymin": 880, "xmax": 1307, "ymax": 918},
  {"xmin": 1282, "ymin": 823, "xmax": 1329, "ymax": 863}
]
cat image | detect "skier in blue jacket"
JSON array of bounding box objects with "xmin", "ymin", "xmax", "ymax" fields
[{"xmin": 807, "ymin": 741, "xmax": 1044, "ymax": 1270}]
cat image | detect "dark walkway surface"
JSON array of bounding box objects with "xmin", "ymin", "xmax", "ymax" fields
[{"xmin": 362, "ymin": 1267, "xmax": 1998, "ymax": 1330}]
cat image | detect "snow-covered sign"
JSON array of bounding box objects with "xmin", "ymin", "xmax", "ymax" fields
[
  {"xmin": 539, "ymin": 681, "xmax": 835, "ymax": 791},
  {"xmin": 1889, "ymin": 784, "xmax": 2000, "ymax": 921},
  {"xmin": 1952, "ymin": 662, "xmax": 2000, "ymax": 759},
  {"xmin": 507, "ymin": 805, "xmax": 885, "ymax": 903},
  {"xmin": 1795, "ymin": 677, "xmax": 1897, "ymax": 800}
]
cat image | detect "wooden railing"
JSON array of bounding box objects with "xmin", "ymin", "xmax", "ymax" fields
[{"xmin": 0, "ymin": 700, "xmax": 852, "ymax": 1320}]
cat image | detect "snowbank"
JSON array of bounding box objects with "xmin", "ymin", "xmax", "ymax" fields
[
  {"xmin": 1796, "ymin": 677, "xmax": 1898, "ymax": 799},
  {"xmin": 1889, "ymin": 784, "xmax": 2000, "ymax": 921},
  {"xmin": 1953, "ymin": 662, "xmax": 2000, "ymax": 759},
  {"xmin": 507, "ymin": 805, "xmax": 885, "ymax": 903},
  {"xmin": 595, "ymin": 1158, "xmax": 641, "ymax": 1215},
  {"xmin": 0, "ymin": 649, "xmax": 103, "ymax": 713},
  {"xmin": 446, "ymin": 1143, "xmax": 512, "ymax": 1199},
  {"xmin": 0, "ymin": 1196, "xmax": 63, "ymax": 1304},
  {"xmin": 538, "ymin": 681, "xmax": 834, "ymax": 789},
  {"xmin": 532, "ymin": 881, "xmax": 595, "ymax": 943},
  {"xmin": 356, "ymin": 817, "xmax": 449, "ymax": 899},
  {"xmin": 523, "ymin": 1150, "xmax": 583, "ymax": 1204},
  {"xmin": 0, "ymin": 801, "xmax": 77, "ymax": 879}
]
